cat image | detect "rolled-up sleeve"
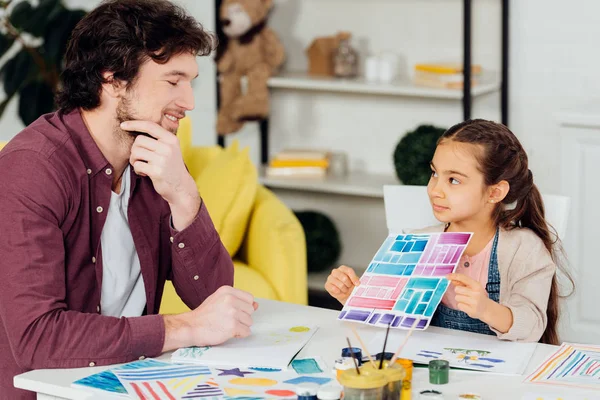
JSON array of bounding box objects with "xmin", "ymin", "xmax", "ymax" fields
[{"xmin": 0, "ymin": 151, "xmax": 164, "ymax": 369}]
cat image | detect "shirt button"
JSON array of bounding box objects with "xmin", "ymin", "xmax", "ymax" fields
[
  {"xmin": 105, "ymin": 168, "xmax": 112, "ymax": 175},
  {"xmin": 86, "ymin": 169, "xmax": 92, "ymax": 175},
  {"xmin": 92, "ymin": 257, "xmax": 96, "ymax": 263},
  {"xmin": 89, "ymin": 362, "xmax": 96, "ymax": 367},
  {"xmin": 139, "ymin": 355, "xmax": 146, "ymax": 360},
  {"xmin": 193, "ymin": 275, "xmax": 199, "ymax": 280},
  {"xmin": 178, "ymin": 243, "xmax": 185, "ymax": 249},
  {"xmin": 96, "ymin": 305, "xmax": 100, "ymax": 313},
  {"xmin": 96, "ymin": 206, "xmax": 103, "ymax": 213},
  {"xmin": 170, "ymin": 236, "xmax": 174, "ymax": 243}
]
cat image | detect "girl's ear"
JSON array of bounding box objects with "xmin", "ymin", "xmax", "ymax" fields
[{"xmin": 488, "ymin": 180, "xmax": 510, "ymax": 204}]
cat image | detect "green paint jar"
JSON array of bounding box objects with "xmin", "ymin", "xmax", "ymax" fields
[{"xmin": 428, "ymin": 360, "xmax": 450, "ymax": 385}]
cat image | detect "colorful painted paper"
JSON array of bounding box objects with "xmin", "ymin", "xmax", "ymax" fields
[
  {"xmin": 114, "ymin": 364, "xmax": 215, "ymax": 399},
  {"xmin": 171, "ymin": 324, "xmax": 318, "ymax": 369},
  {"xmin": 368, "ymin": 329, "xmax": 536, "ymax": 375},
  {"xmin": 71, "ymin": 358, "xmax": 170, "ymax": 396},
  {"xmin": 112, "ymin": 362, "xmax": 334, "ymax": 400},
  {"xmin": 525, "ymin": 343, "xmax": 600, "ymax": 390},
  {"xmin": 339, "ymin": 232, "xmax": 472, "ymax": 330}
]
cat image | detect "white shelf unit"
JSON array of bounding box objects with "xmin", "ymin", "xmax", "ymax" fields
[
  {"xmin": 267, "ymin": 71, "xmax": 501, "ymax": 100},
  {"xmin": 259, "ymin": 168, "xmax": 399, "ymax": 199}
]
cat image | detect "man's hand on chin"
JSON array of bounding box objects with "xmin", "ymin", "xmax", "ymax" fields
[{"xmin": 121, "ymin": 120, "xmax": 200, "ymax": 230}]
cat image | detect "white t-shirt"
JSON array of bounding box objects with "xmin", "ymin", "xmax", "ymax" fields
[{"xmin": 100, "ymin": 166, "xmax": 146, "ymax": 317}]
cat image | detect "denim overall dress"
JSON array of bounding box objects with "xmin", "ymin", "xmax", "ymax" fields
[{"xmin": 430, "ymin": 230, "xmax": 501, "ymax": 335}]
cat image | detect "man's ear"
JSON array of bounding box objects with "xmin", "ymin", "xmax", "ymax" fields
[{"xmin": 101, "ymin": 72, "xmax": 126, "ymax": 98}]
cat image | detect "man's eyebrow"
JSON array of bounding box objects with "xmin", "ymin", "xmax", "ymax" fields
[{"xmin": 163, "ymin": 70, "xmax": 199, "ymax": 79}]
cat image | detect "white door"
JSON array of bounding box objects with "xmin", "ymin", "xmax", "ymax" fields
[{"xmin": 559, "ymin": 105, "xmax": 600, "ymax": 344}]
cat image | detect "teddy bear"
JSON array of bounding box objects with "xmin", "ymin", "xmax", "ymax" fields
[{"xmin": 216, "ymin": 0, "xmax": 285, "ymax": 135}]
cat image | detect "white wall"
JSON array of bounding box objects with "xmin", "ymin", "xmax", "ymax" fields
[
  {"xmin": 217, "ymin": 0, "xmax": 600, "ymax": 193},
  {"xmin": 0, "ymin": 0, "xmax": 216, "ymax": 145}
]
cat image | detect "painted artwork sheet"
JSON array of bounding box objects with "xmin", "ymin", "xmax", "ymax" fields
[
  {"xmin": 71, "ymin": 359, "xmax": 171, "ymax": 397},
  {"xmin": 171, "ymin": 324, "xmax": 318, "ymax": 369},
  {"xmin": 525, "ymin": 343, "xmax": 600, "ymax": 390},
  {"xmin": 338, "ymin": 232, "xmax": 472, "ymax": 330},
  {"xmin": 113, "ymin": 359, "xmax": 333, "ymax": 400},
  {"xmin": 368, "ymin": 329, "xmax": 536, "ymax": 375}
]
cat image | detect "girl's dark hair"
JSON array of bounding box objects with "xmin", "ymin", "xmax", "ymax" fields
[
  {"xmin": 440, "ymin": 119, "xmax": 573, "ymax": 345},
  {"xmin": 56, "ymin": 0, "xmax": 215, "ymax": 112}
]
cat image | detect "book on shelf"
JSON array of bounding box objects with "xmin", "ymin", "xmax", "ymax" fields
[
  {"xmin": 273, "ymin": 149, "xmax": 331, "ymax": 161},
  {"xmin": 269, "ymin": 158, "xmax": 330, "ymax": 168},
  {"xmin": 413, "ymin": 63, "xmax": 482, "ymax": 89},
  {"xmin": 265, "ymin": 166, "xmax": 327, "ymax": 179},
  {"xmin": 414, "ymin": 62, "xmax": 482, "ymax": 75}
]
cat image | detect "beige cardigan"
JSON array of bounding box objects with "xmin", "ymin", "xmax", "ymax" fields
[{"xmin": 414, "ymin": 225, "xmax": 556, "ymax": 342}]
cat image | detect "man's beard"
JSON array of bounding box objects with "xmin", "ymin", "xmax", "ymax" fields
[{"xmin": 115, "ymin": 95, "xmax": 143, "ymax": 143}]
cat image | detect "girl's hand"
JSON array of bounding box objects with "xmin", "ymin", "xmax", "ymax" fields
[
  {"xmin": 325, "ymin": 265, "xmax": 361, "ymax": 305},
  {"xmin": 446, "ymin": 273, "xmax": 493, "ymax": 320}
]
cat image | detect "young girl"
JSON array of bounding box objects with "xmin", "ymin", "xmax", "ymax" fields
[{"xmin": 326, "ymin": 119, "xmax": 569, "ymax": 344}]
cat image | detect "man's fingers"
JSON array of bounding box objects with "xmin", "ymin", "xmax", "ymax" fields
[
  {"xmin": 133, "ymin": 135, "xmax": 160, "ymax": 151},
  {"xmin": 235, "ymin": 310, "xmax": 253, "ymax": 328},
  {"xmin": 121, "ymin": 120, "xmax": 169, "ymax": 141},
  {"xmin": 130, "ymin": 147, "xmax": 156, "ymax": 165},
  {"xmin": 132, "ymin": 160, "xmax": 152, "ymax": 177},
  {"xmin": 218, "ymin": 286, "xmax": 254, "ymax": 305}
]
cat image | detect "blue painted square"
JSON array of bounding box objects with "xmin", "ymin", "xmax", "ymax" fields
[
  {"xmin": 412, "ymin": 240, "xmax": 428, "ymax": 251},
  {"xmin": 284, "ymin": 376, "xmax": 332, "ymax": 385},
  {"xmin": 403, "ymin": 289, "xmax": 414, "ymax": 300},
  {"xmin": 405, "ymin": 292, "xmax": 423, "ymax": 314},
  {"xmin": 407, "ymin": 278, "xmax": 439, "ymax": 290},
  {"xmin": 403, "ymin": 241, "xmax": 414, "ymax": 252},
  {"xmin": 391, "ymin": 254, "xmax": 401, "ymax": 263},
  {"xmin": 392, "ymin": 316, "xmax": 402, "ymax": 327},
  {"xmin": 391, "ymin": 240, "xmax": 407, "ymax": 252},
  {"xmin": 424, "ymin": 279, "xmax": 449, "ymax": 317},
  {"xmin": 404, "ymin": 265, "xmax": 416, "ymax": 276},
  {"xmin": 344, "ymin": 310, "xmax": 371, "ymax": 322},
  {"xmin": 400, "ymin": 253, "xmax": 421, "ymax": 264},
  {"xmin": 383, "ymin": 254, "xmax": 393, "ymax": 262},
  {"xmin": 422, "ymin": 291, "xmax": 433, "ymax": 302},
  {"xmin": 404, "ymin": 235, "xmax": 413, "ymax": 241},
  {"xmin": 394, "ymin": 299, "xmax": 408, "ymax": 312},
  {"xmin": 395, "ymin": 235, "xmax": 405, "ymax": 241},
  {"xmin": 415, "ymin": 304, "xmax": 426, "ymax": 315},
  {"xmin": 291, "ymin": 359, "xmax": 323, "ymax": 374},
  {"xmin": 373, "ymin": 264, "xmax": 405, "ymax": 276}
]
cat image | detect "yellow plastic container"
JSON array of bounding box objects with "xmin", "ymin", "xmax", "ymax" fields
[
  {"xmin": 339, "ymin": 369, "xmax": 386, "ymax": 400},
  {"xmin": 397, "ymin": 358, "xmax": 413, "ymax": 400},
  {"xmin": 361, "ymin": 361, "xmax": 406, "ymax": 400}
]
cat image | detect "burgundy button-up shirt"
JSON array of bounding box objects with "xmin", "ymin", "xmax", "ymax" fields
[{"xmin": 0, "ymin": 110, "xmax": 234, "ymax": 399}]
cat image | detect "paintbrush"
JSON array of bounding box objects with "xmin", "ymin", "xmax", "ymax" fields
[
  {"xmin": 379, "ymin": 322, "xmax": 391, "ymax": 369},
  {"xmin": 388, "ymin": 318, "xmax": 420, "ymax": 367},
  {"xmin": 351, "ymin": 326, "xmax": 377, "ymax": 369},
  {"xmin": 346, "ymin": 337, "xmax": 360, "ymax": 375}
]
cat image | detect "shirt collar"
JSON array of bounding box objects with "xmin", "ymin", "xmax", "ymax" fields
[{"xmin": 61, "ymin": 108, "xmax": 110, "ymax": 176}]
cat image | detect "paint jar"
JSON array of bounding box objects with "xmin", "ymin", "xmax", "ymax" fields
[
  {"xmin": 342, "ymin": 347, "xmax": 363, "ymax": 366},
  {"xmin": 397, "ymin": 358, "xmax": 413, "ymax": 400},
  {"xmin": 361, "ymin": 361, "xmax": 405, "ymax": 400},
  {"xmin": 296, "ymin": 382, "xmax": 319, "ymax": 400},
  {"xmin": 339, "ymin": 369, "xmax": 386, "ymax": 400},
  {"xmin": 428, "ymin": 360, "xmax": 450, "ymax": 385},
  {"xmin": 457, "ymin": 394, "xmax": 481, "ymax": 400},
  {"xmin": 317, "ymin": 384, "xmax": 343, "ymax": 400},
  {"xmin": 333, "ymin": 358, "xmax": 355, "ymax": 381}
]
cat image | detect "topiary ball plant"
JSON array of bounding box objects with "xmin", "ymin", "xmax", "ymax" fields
[
  {"xmin": 294, "ymin": 210, "xmax": 342, "ymax": 273},
  {"xmin": 393, "ymin": 124, "xmax": 447, "ymax": 185}
]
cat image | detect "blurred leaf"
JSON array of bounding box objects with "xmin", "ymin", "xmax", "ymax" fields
[
  {"xmin": 0, "ymin": 33, "xmax": 14, "ymax": 55},
  {"xmin": 0, "ymin": 94, "xmax": 14, "ymax": 117},
  {"xmin": 9, "ymin": 1, "xmax": 33, "ymax": 31},
  {"xmin": 26, "ymin": 0, "xmax": 61, "ymax": 36},
  {"xmin": 18, "ymin": 80, "xmax": 54, "ymax": 125},
  {"xmin": 42, "ymin": 8, "xmax": 86, "ymax": 67},
  {"xmin": 1, "ymin": 50, "xmax": 35, "ymax": 97}
]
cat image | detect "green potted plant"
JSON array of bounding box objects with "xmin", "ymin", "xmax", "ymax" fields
[
  {"xmin": 0, "ymin": 0, "xmax": 86, "ymax": 125},
  {"xmin": 393, "ymin": 124, "xmax": 447, "ymax": 185}
]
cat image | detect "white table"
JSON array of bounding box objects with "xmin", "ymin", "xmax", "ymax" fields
[{"xmin": 14, "ymin": 299, "xmax": 600, "ymax": 400}]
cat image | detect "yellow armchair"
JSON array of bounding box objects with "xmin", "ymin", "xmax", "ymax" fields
[{"xmin": 159, "ymin": 119, "xmax": 308, "ymax": 314}]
